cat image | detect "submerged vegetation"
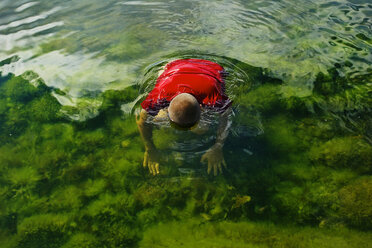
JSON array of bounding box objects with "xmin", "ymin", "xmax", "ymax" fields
[
  {"xmin": 0, "ymin": 59, "xmax": 371, "ymax": 247},
  {"xmin": 140, "ymin": 219, "xmax": 372, "ymax": 248}
]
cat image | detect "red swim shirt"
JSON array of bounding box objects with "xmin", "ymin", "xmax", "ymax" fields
[{"xmin": 141, "ymin": 59, "xmax": 231, "ymax": 115}]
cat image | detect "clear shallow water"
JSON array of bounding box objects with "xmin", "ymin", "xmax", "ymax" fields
[
  {"xmin": 0, "ymin": 0, "xmax": 371, "ymax": 247},
  {"xmin": 0, "ymin": 0, "xmax": 371, "ymax": 103}
]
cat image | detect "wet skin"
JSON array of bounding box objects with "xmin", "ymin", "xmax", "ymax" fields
[{"xmin": 136, "ymin": 107, "xmax": 231, "ymax": 176}]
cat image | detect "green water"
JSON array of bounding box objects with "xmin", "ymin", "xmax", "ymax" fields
[{"xmin": 0, "ymin": 0, "xmax": 371, "ymax": 247}]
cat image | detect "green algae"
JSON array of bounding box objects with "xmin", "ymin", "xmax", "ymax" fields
[
  {"xmin": 309, "ymin": 136, "xmax": 372, "ymax": 173},
  {"xmin": 104, "ymin": 25, "xmax": 169, "ymax": 62},
  {"xmin": 35, "ymin": 23, "xmax": 169, "ymax": 64},
  {"xmin": 339, "ymin": 177, "xmax": 372, "ymax": 229},
  {"xmin": 140, "ymin": 219, "xmax": 372, "ymax": 248},
  {"xmin": 153, "ymin": 127, "xmax": 178, "ymax": 150},
  {"xmin": 0, "ymin": 65, "xmax": 371, "ymax": 247},
  {"xmin": 61, "ymin": 233, "xmax": 99, "ymax": 248},
  {"xmin": 14, "ymin": 214, "xmax": 71, "ymax": 248},
  {"xmin": 236, "ymin": 84, "xmax": 282, "ymax": 114}
]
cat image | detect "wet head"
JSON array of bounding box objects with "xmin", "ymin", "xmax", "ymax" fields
[{"xmin": 168, "ymin": 93, "xmax": 201, "ymax": 129}]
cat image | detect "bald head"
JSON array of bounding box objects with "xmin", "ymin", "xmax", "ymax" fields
[{"xmin": 168, "ymin": 93, "xmax": 200, "ymax": 128}]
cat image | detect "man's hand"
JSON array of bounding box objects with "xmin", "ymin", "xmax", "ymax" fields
[
  {"xmin": 137, "ymin": 109, "xmax": 161, "ymax": 175},
  {"xmin": 201, "ymin": 145, "xmax": 227, "ymax": 176},
  {"xmin": 143, "ymin": 148, "xmax": 161, "ymax": 175}
]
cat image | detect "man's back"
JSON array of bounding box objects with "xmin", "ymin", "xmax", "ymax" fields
[{"xmin": 141, "ymin": 59, "xmax": 231, "ymax": 116}]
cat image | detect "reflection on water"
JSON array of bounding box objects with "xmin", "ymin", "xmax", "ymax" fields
[
  {"xmin": 0, "ymin": 0, "xmax": 371, "ymax": 247},
  {"xmin": 0, "ymin": 0, "xmax": 371, "ymax": 100}
]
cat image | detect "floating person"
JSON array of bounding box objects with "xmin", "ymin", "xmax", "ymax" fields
[{"xmin": 136, "ymin": 59, "xmax": 232, "ymax": 176}]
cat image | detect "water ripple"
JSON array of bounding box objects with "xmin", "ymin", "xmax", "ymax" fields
[
  {"xmin": 15, "ymin": 1, "xmax": 39, "ymax": 12},
  {"xmin": 0, "ymin": 22, "xmax": 64, "ymax": 52},
  {"xmin": 0, "ymin": 7, "xmax": 62, "ymax": 32},
  {"xmin": 0, "ymin": 0, "xmax": 370, "ymax": 105},
  {"xmin": 117, "ymin": 1, "xmax": 166, "ymax": 6}
]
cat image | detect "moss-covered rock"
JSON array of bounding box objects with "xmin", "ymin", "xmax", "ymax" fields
[
  {"xmin": 236, "ymin": 84, "xmax": 282, "ymax": 114},
  {"xmin": 39, "ymin": 38, "xmax": 78, "ymax": 55},
  {"xmin": 104, "ymin": 24, "xmax": 169, "ymax": 61},
  {"xmin": 0, "ymin": 73, "xmax": 64, "ymax": 142},
  {"xmin": 83, "ymin": 179, "xmax": 107, "ymax": 198},
  {"xmin": 50, "ymin": 186, "xmax": 83, "ymax": 210},
  {"xmin": 28, "ymin": 95, "xmax": 61, "ymax": 122},
  {"xmin": 153, "ymin": 127, "xmax": 178, "ymax": 150},
  {"xmin": 260, "ymin": 114, "xmax": 300, "ymax": 153},
  {"xmin": 15, "ymin": 214, "xmax": 70, "ymax": 248},
  {"xmin": 100, "ymin": 86, "xmax": 139, "ymax": 114},
  {"xmin": 140, "ymin": 219, "xmax": 372, "ymax": 248},
  {"xmin": 313, "ymin": 69, "xmax": 349, "ymax": 95},
  {"xmin": 5, "ymin": 167, "xmax": 41, "ymax": 200},
  {"xmin": 309, "ymin": 136, "xmax": 372, "ymax": 173},
  {"xmin": 1, "ymin": 76, "xmax": 41, "ymax": 103},
  {"xmin": 62, "ymin": 233, "xmax": 99, "ymax": 248},
  {"xmin": 338, "ymin": 177, "xmax": 372, "ymax": 229},
  {"xmin": 108, "ymin": 116, "xmax": 139, "ymax": 138}
]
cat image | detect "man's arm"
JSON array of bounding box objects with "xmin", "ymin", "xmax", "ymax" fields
[
  {"xmin": 137, "ymin": 109, "xmax": 156, "ymax": 151},
  {"xmin": 201, "ymin": 107, "xmax": 232, "ymax": 175},
  {"xmin": 215, "ymin": 107, "xmax": 232, "ymax": 148},
  {"xmin": 136, "ymin": 109, "xmax": 160, "ymax": 175}
]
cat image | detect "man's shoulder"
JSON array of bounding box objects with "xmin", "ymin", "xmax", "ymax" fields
[{"xmin": 165, "ymin": 59, "xmax": 224, "ymax": 71}]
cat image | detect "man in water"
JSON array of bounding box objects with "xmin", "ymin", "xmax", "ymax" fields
[{"xmin": 136, "ymin": 59, "xmax": 232, "ymax": 176}]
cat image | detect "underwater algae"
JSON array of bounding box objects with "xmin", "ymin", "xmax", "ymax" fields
[
  {"xmin": 0, "ymin": 64, "xmax": 371, "ymax": 248},
  {"xmin": 140, "ymin": 219, "xmax": 372, "ymax": 248}
]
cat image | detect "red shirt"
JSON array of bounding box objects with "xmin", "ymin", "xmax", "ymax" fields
[{"xmin": 141, "ymin": 59, "xmax": 231, "ymax": 115}]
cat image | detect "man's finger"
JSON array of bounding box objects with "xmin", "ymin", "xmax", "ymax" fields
[
  {"xmin": 207, "ymin": 162, "xmax": 212, "ymax": 174},
  {"xmin": 222, "ymin": 159, "xmax": 227, "ymax": 169},
  {"xmin": 148, "ymin": 162, "xmax": 154, "ymax": 174},
  {"xmin": 152, "ymin": 163, "xmax": 158, "ymax": 175},
  {"xmin": 155, "ymin": 163, "xmax": 160, "ymax": 174},
  {"xmin": 143, "ymin": 153, "xmax": 148, "ymax": 168},
  {"xmin": 218, "ymin": 163, "xmax": 223, "ymax": 174},
  {"xmin": 201, "ymin": 154, "xmax": 206, "ymax": 163},
  {"xmin": 151, "ymin": 163, "xmax": 156, "ymax": 176},
  {"xmin": 214, "ymin": 164, "xmax": 217, "ymax": 176}
]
